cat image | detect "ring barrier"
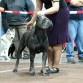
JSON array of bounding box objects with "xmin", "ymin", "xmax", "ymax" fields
[
  {"xmin": 70, "ymin": 10, "xmax": 83, "ymax": 14},
  {"xmin": 0, "ymin": 10, "xmax": 34, "ymax": 14},
  {"xmin": 0, "ymin": 10, "xmax": 83, "ymax": 14}
]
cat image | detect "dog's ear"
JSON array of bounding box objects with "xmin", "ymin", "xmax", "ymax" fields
[
  {"xmin": 36, "ymin": 16, "xmax": 41, "ymax": 22},
  {"xmin": 7, "ymin": 29, "xmax": 10, "ymax": 33},
  {"xmin": 12, "ymin": 29, "xmax": 15, "ymax": 32},
  {"xmin": 36, "ymin": 16, "xmax": 39, "ymax": 22},
  {"xmin": 7, "ymin": 29, "xmax": 10, "ymax": 31},
  {"xmin": 49, "ymin": 21, "xmax": 53, "ymax": 30}
]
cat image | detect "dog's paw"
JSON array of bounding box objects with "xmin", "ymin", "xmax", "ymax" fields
[
  {"xmin": 41, "ymin": 70, "xmax": 49, "ymax": 76},
  {"xmin": 29, "ymin": 72, "xmax": 35, "ymax": 76},
  {"xmin": 12, "ymin": 68, "xmax": 18, "ymax": 72},
  {"xmin": 11, "ymin": 57, "xmax": 16, "ymax": 59},
  {"xmin": 6, "ymin": 57, "xmax": 10, "ymax": 61},
  {"xmin": 42, "ymin": 72, "xmax": 49, "ymax": 76}
]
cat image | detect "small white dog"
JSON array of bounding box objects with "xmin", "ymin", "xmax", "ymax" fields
[{"xmin": 0, "ymin": 29, "xmax": 15, "ymax": 60}]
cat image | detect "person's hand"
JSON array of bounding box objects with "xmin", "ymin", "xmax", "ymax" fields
[
  {"xmin": 70, "ymin": 0, "xmax": 83, "ymax": 6},
  {"xmin": 37, "ymin": 11, "xmax": 46, "ymax": 16},
  {"xmin": 0, "ymin": 7, "xmax": 5, "ymax": 12},
  {"xmin": 27, "ymin": 21, "xmax": 33, "ymax": 29}
]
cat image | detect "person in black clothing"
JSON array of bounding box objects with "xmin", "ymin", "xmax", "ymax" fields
[
  {"xmin": 0, "ymin": 0, "xmax": 35, "ymax": 59},
  {"xmin": 27, "ymin": 0, "xmax": 71, "ymax": 73}
]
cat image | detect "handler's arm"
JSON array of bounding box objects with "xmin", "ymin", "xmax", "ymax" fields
[
  {"xmin": 42, "ymin": 0, "xmax": 60, "ymax": 15},
  {"xmin": 65, "ymin": 0, "xmax": 83, "ymax": 6},
  {"xmin": 30, "ymin": 0, "xmax": 43, "ymax": 23}
]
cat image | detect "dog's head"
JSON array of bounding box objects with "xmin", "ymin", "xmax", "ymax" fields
[
  {"xmin": 36, "ymin": 16, "xmax": 53, "ymax": 30},
  {"xmin": 6, "ymin": 29, "xmax": 15, "ymax": 40}
]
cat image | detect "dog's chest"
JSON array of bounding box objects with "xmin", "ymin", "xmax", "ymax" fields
[{"xmin": 28, "ymin": 35, "xmax": 46, "ymax": 53}]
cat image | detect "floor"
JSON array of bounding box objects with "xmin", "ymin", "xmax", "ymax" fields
[{"xmin": 0, "ymin": 51, "xmax": 83, "ymax": 83}]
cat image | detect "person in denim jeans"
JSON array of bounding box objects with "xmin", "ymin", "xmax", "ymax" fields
[
  {"xmin": 0, "ymin": 13, "xmax": 2, "ymax": 36},
  {"xmin": 0, "ymin": 14, "xmax": 9, "ymax": 36},
  {"xmin": 0, "ymin": 0, "xmax": 9, "ymax": 36},
  {"xmin": 0, "ymin": 0, "xmax": 4, "ymax": 36},
  {"xmin": 65, "ymin": 0, "xmax": 83, "ymax": 63}
]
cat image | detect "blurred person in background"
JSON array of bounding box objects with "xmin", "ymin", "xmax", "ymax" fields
[
  {"xmin": 0, "ymin": 0, "xmax": 10, "ymax": 36},
  {"xmin": 0, "ymin": 0, "xmax": 35, "ymax": 59},
  {"xmin": 65, "ymin": 0, "xmax": 83, "ymax": 63}
]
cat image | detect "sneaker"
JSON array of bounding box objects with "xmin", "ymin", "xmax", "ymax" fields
[
  {"xmin": 78, "ymin": 55, "xmax": 83, "ymax": 61},
  {"xmin": 67, "ymin": 58, "xmax": 76, "ymax": 64},
  {"xmin": 46, "ymin": 68, "xmax": 59, "ymax": 74},
  {"xmin": 23, "ymin": 54, "xmax": 30, "ymax": 59}
]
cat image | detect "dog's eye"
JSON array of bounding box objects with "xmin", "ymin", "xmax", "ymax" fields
[
  {"xmin": 37, "ymin": 16, "xmax": 40, "ymax": 21},
  {"xmin": 36, "ymin": 18, "xmax": 39, "ymax": 21},
  {"xmin": 42, "ymin": 20, "xmax": 45, "ymax": 24},
  {"xmin": 42, "ymin": 18, "xmax": 46, "ymax": 24}
]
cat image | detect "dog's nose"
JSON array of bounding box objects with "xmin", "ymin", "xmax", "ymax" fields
[{"xmin": 11, "ymin": 37, "xmax": 14, "ymax": 39}]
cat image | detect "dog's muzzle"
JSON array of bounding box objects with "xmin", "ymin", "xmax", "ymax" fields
[
  {"xmin": 36, "ymin": 16, "xmax": 53, "ymax": 30},
  {"xmin": 11, "ymin": 37, "xmax": 14, "ymax": 39}
]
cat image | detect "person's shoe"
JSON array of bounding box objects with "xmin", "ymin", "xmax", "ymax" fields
[
  {"xmin": 78, "ymin": 55, "xmax": 83, "ymax": 61},
  {"xmin": 67, "ymin": 58, "xmax": 76, "ymax": 64},
  {"xmin": 53, "ymin": 68, "xmax": 59, "ymax": 73},
  {"xmin": 46, "ymin": 68, "xmax": 53, "ymax": 74},
  {"xmin": 78, "ymin": 57, "xmax": 83, "ymax": 62},
  {"xmin": 46, "ymin": 68, "xmax": 59, "ymax": 74},
  {"xmin": 23, "ymin": 54, "xmax": 30, "ymax": 59}
]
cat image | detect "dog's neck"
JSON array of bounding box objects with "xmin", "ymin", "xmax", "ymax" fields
[{"xmin": 34, "ymin": 25, "xmax": 47, "ymax": 40}]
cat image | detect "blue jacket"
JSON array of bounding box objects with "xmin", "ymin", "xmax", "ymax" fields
[
  {"xmin": 68, "ymin": 4, "xmax": 83, "ymax": 20},
  {"xmin": 0, "ymin": 0, "xmax": 34, "ymax": 25}
]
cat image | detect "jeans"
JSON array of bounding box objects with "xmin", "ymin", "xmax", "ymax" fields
[
  {"xmin": 0, "ymin": 13, "xmax": 6, "ymax": 36},
  {"xmin": 66, "ymin": 20, "xmax": 83, "ymax": 59},
  {"xmin": 1, "ymin": 27, "xmax": 6, "ymax": 36},
  {"xmin": 0, "ymin": 13, "xmax": 3, "ymax": 36}
]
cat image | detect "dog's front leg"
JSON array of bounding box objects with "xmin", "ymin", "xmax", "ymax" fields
[
  {"xmin": 12, "ymin": 59, "xmax": 19, "ymax": 72},
  {"xmin": 42, "ymin": 52, "xmax": 49, "ymax": 76},
  {"xmin": 4, "ymin": 47, "xmax": 10, "ymax": 60},
  {"xmin": 29, "ymin": 53, "xmax": 35, "ymax": 76}
]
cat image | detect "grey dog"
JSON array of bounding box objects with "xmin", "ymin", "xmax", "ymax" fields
[{"xmin": 13, "ymin": 16, "xmax": 53, "ymax": 76}]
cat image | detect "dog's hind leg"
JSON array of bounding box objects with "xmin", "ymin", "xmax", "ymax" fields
[
  {"xmin": 29, "ymin": 52, "xmax": 35, "ymax": 76},
  {"xmin": 13, "ymin": 38, "xmax": 26, "ymax": 72},
  {"xmin": 13, "ymin": 45, "xmax": 25, "ymax": 72},
  {"xmin": 42, "ymin": 52, "xmax": 49, "ymax": 76}
]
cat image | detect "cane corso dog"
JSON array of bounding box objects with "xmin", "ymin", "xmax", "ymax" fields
[{"xmin": 13, "ymin": 16, "xmax": 53, "ymax": 76}]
